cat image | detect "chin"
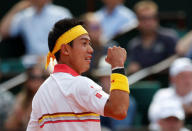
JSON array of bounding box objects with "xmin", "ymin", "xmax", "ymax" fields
[
  {"xmin": 85, "ymin": 65, "xmax": 90, "ymax": 72},
  {"xmin": 80, "ymin": 65, "xmax": 90, "ymax": 74}
]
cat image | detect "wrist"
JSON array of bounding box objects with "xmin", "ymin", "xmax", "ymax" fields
[
  {"xmin": 110, "ymin": 73, "xmax": 130, "ymax": 94},
  {"xmin": 112, "ymin": 67, "xmax": 125, "ymax": 75}
]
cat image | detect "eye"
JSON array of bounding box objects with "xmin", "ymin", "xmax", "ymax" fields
[{"xmin": 83, "ymin": 42, "xmax": 87, "ymax": 46}]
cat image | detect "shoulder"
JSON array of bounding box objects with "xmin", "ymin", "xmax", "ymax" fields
[
  {"xmin": 155, "ymin": 87, "xmax": 174, "ymax": 94},
  {"xmin": 158, "ymin": 27, "xmax": 179, "ymax": 40},
  {"xmin": 153, "ymin": 87, "xmax": 174, "ymax": 99},
  {"xmin": 76, "ymin": 76, "xmax": 98, "ymax": 87},
  {"xmin": 95, "ymin": 7, "xmax": 106, "ymax": 20},
  {"xmin": 117, "ymin": 5, "xmax": 136, "ymax": 18},
  {"xmin": 157, "ymin": 32, "xmax": 177, "ymax": 43},
  {"xmin": 119, "ymin": 5, "xmax": 135, "ymax": 13},
  {"xmin": 75, "ymin": 76, "xmax": 102, "ymax": 92},
  {"xmin": 128, "ymin": 36, "xmax": 142, "ymax": 50},
  {"xmin": 14, "ymin": 7, "xmax": 34, "ymax": 19}
]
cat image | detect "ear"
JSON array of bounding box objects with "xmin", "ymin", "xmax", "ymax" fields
[{"xmin": 60, "ymin": 44, "xmax": 70, "ymax": 56}]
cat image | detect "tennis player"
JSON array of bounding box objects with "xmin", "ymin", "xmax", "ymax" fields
[{"xmin": 27, "ymin": 18, "xmax": 130, "ymax": 131}]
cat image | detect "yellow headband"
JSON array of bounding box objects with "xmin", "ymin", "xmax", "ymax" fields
[{"xmin": 45, "ymin": 25, "xmax": 88, "ymax": 69}]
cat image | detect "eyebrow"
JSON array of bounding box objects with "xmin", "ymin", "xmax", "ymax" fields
[{"xmin": 80, "ymin": 37, "xmax": 90, "ymax": 41}]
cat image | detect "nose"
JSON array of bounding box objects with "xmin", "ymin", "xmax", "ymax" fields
[{"xmin": 88, "ymin": 44, "xmax": 94, "ymax": 54}]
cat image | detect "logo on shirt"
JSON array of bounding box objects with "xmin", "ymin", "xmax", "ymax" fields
[{"xmin": 96, "ymin": 93, "xmax": 102, "ymax": 99}]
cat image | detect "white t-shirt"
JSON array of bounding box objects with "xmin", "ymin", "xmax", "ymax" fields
[
  {"xmin": 148, "ymin": 87, "xmax": 192, "ymax": 131},
  {"xmin": 10, "ymin": 3, "xmax": 72, "ymax": 55},
  {"xmin": 95, "ymin": 4, "xmax": 138, "ymax": 40},
  {"xmin": 27, "ymin": 64, "xmax": 109, "ymax": 131}
]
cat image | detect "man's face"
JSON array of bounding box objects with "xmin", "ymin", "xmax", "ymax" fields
[
  {"xmin": 158, "ymin": 117, "xmax": 183, "ymax": 131},
  {"xmin": 172, "ymin": 71, "xmax": 192, "ymax": 96},
  {"xmin": 68, "ymin": 34, "xmax": 93, "ymax": 74},
  {"xmin": 87, "ymin": 20, "xmax": 102, "ymax": 43},
  {"xmin": 137, "ymin": 8, "xmax": 158, "ymax": 34}
]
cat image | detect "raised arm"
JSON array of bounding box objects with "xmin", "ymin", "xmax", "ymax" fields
[
  {"xmin": 104, "ymin": 46, "xmax": 130, "ymax": 120},
  {"xmin": 0, "ymin": 1, "xmax": 31, "ymax": 38}
]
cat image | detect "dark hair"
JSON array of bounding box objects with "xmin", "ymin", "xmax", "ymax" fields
[{"xmin": 48, "ymin": 18, "xmax": 85, "ymax": 61}]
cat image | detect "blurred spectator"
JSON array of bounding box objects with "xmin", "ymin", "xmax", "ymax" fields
[
  {"xmin": 148, "ymin": 57, "xmax": 192, "ymax": 130},
  {"xmin": 149, "ymin": 99, "xmax": 189, "ymax": 131},
  {"xmin": 0, "ymin": 91, "xmax": 14, "ymax": 129},
  {"xmin": 4, "ymin": 64, "xmax": 48, "ymax": 130},
  {"xmin": 127, "ymin": 0, "xmax": 177, "ymax": 74},
  {"xmin": 94, "ymin": 56, "xmax": 137, "ymax": 131},
  {"xmin": 92, "ymin": 56, "xmax": 111, "ymax": 93},
  {"xmin": 81, "ymin": 12, "xmax": 109, "ymax": 80},
  {"xmin": 95, "ymin": 0, "xmax": 138, "ymax": 41},
  {"xmin": 0, "ymin": 0, "xmax": 72, "ymax": 56},
  {"xmin": 176, "ymin": 31, "xmax": 192, "ymax": 58}
]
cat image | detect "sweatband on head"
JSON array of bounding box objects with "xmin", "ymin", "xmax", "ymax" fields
[
  {"xmin": 45, "ymin": 25, "xmax": 88, "ymax": 69},
  {"xmin": 110, "ymin": 73, "xmax": 130, "ymax": 94}
]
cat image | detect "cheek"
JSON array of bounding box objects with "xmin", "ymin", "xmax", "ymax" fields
[{"xmin": 140, "ymin": 20, "xmax": 157, "ymax": 28}]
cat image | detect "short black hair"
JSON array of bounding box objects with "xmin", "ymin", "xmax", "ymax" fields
[{"xmin": 48, "ymin": 18, "xmax": 85, "ymax": 61}]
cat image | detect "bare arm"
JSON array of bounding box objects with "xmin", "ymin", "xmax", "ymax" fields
[
  {"xmin": 0, "ymin": 1, "xmax": 31, "ymax": 38},
  {"xmin": 104, "ymin": 46, "xmax": 129, "ymax": 120},
  {"xmin": 176, "ymin": 31, "xmax": 192, "ymax": 56}
]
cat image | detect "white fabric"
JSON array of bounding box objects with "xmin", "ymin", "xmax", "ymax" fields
[
  {"xmin": 150, "ymin": 99, "xmax": 185, "ymax": 121},
  {"xmin": 10, "ymin": 3, "xmax": 72, "ymax": 55},
  {"xmin": 93, "ymin": 55, "xmax": 112, "ymax": 77},
  {"xmin": 148, "ymin": 87, "xmax": 192, "ymax": 131},
  {"xmin": 95, "ymin": 4, "xmax": 138, "ymax": 41},
  {"xmin": 169, "ymin": 57, "xmax": 192, "ymax": 76},
  {"xmin": 27, "ymin": 72, "xmax": 109, "ymax": 131}
]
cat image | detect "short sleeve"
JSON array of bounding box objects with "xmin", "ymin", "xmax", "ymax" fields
[
  {"xmin": 120, "ymin": 10, "xmax": 138, "ymax": 32},
  {"xmin": 61, "ymin": 8, "xmax": 73, "ymax": 18},
  {"xmin": 74, "ymin": 77, "xmax": 109, "ymax": 116}
]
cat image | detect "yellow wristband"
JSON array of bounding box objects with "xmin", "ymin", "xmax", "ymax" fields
[{"xmin": 110, "ymin": 73, "xmax": 130, "ymax": 94}]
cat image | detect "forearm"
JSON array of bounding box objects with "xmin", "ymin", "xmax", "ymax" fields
[
  {"xmin": 104, "ymin": 68, "xmax": 130, "ymax": 120},
  {"xmin": 176, "ymin": 31, "xmax": 192, "ymax": 56},
  {"xmin": 104, "ymin": 90, "xmax": 129, "ymax": 120},
  {"xmin": 0, "ymin": 9, "xmax": 17, "ymax": 38},
  {"xmin": 0, "ymin": 1, "xmax": 31, "ymax": 38}
]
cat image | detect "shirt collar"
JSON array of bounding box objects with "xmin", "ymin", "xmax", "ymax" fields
[
  {"xmin": 53, "ymin": 64, "xmax": 79, "ymax": 76},
  {"xmin": 33, "ymin": 3, "xmax": 52, "ymax": 15},
  {"xmin": 103, "ymin": 4, "xmax": 123, "ymax": 16}
]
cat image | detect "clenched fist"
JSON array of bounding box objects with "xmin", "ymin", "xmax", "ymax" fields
[{"xmin": 105, "ymin": 46, "xmax": 127, "ymax": 69}]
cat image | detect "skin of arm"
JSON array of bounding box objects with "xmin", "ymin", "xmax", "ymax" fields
[
  {"xmin": 104, "ymin": 46, "xmax": 130, "ymax": 120},
  {"xmin": 176, "ymin": 31, "xmax": 192, "ymax": 56},
  {"xmin": 0, "ymin": 1, "xmax": 31, "ymax": 38}
]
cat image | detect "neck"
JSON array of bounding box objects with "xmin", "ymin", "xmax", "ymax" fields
[
  {"xmin": 34, "ymin": 2, "xmax": 50, "ymax": 13},
  {"xmin": 106, "ymin": 4, "xmax": 120, "ymax": 14},
  {"xmin": 106, "ymin": 7, "xmax": 114, "ymax": 14},
  {"xmin": 58, "ymin": 59, "xmax": 80, "ymax": 75},
  {"xmin": 141, "ymin": 33, "xmax": 156, "ymax": 48}
]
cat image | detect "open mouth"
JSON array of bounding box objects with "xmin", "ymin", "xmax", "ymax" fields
[{"xmin": 85, "ymin": 56, "xmax": 92, "ymax": 63}]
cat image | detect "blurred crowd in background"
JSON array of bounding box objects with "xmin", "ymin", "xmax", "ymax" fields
[{"xmin": 0, "ymin": 0, "xmax": 192, "ymax": 131}]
